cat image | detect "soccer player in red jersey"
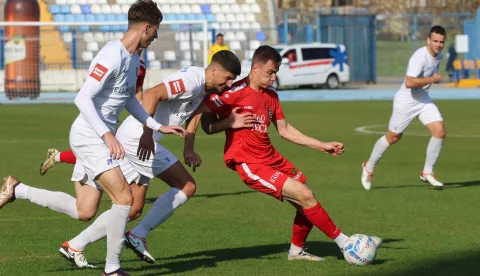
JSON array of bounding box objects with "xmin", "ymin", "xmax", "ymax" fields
[
  {"xmin": 200, "ymin": 45, "xmax": 383, "ymax": 261},
  {"xmin": 39, "ymin": 48, "xmax": 147, "ymax": 176}
]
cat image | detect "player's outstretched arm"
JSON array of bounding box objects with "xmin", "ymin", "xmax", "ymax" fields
[
  {"xmin": 201, "ymin": 107, "xmax": 255, "ymax": 135},
  {"xmin": 183, "ymin": 103, "xmax": 212, "ymax": 171},
  {"xmin": 274, "ymin": 119, "xmax": 344, "ymax": 156}
]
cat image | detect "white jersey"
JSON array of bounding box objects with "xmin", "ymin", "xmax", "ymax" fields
[
  {"xmin": 395, "ymin": 46, "xmax": 442, "ymax": 104},
  {"xmin": 73, "ymin": 40, "xmax": 141, "ymax": 135},
  {"xmin": 117, "ymin": 66, "xmax": 206, "ymax": 142}
]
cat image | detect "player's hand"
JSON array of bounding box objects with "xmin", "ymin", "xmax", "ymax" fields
[
  {"xmin": 319, "ymin": 142, "xmax": 344, "ymax": 157},
  {"xmin": 229, "ymin": 107, "xmax": 256, "ymax": 129},
  {"xmin": 103, "ymin": 131, "xmax": 125, "ymax": 160},
  {"xmin": 432, "ymin": 73, "xmax": 442, "ymax": 84},
  {"xmin": 184, "ymin": 150, "xmax": 202, "ymax": 172},
  {"xmin": 137, "ymin": 132, "xmax": 155, "ymax": 161},
  {"xmin": 158, "ymin": 125, "xmax": 187, "ymax": 139}
]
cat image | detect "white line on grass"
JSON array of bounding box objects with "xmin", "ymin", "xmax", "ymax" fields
[{"xmin": 355, "ymin": 124, "xmax": 480, "ymax": 138}]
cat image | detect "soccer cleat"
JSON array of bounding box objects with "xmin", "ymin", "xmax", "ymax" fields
[
  {"xmin": 361, "ymin": 162, "xmax": 373, "ymax": 190},
  {"xmin": 420, "ymin": 172, "xmax": 443, "ymax": 188},
  {"xmin": 102, "ymin": 269, "xmax": 130, "ymax": 276},
  {"xmin": 288, "ymin": 249, "xmax": 326, "ymax": 261},
  {"xmin": 0, "ymin": 176, "xmax": 20, "ymax": 209},
  {"xmin": 124, "ymin": 231, "xmax": 155, "ymax": 264},
  {"xmin": 40, "ymin": 148, "xmax": 59, "ymax": 176},
  {"xmin": 59, "ymin": 241, "xmax": 95, "ymax": 268},
  {"xmin": 370, "ymin": 236, "xmax": 383, "ymax": 249}
]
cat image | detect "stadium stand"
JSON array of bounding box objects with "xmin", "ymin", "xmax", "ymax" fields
[{"xmin": 29, "ymin": 0, "xmax": 271, "ymax": 69}]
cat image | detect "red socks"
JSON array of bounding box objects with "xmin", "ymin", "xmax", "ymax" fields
[
  {"xmin": 302, "ymin": 202, "xmax": 341, "ymax": 239},
  {"xmin": 291, "ymin": 211, "xmax": 313, "ymax": 247},
  {"xmin": 60, "ymin": 150, "xmax": 76, "ymax": 164}
]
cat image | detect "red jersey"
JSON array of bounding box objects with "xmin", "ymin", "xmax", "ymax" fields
[
  {"xmin": 136, "ymin": 60, "xmax": 146, "ymax": 87},
  {"xmin": 205, "ymin": 78, "xmax": 285, "ymax": 170}
]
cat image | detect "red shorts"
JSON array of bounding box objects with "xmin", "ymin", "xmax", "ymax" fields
[{"xmin": 235, "ymin": 158, "xmax": 306, "ymax": 201}]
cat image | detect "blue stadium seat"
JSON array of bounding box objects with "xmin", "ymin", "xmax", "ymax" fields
[
  {"xmin": 106, "ymin": 14, "xmax": 116, "ymax": 22},
  {"xmin": 206, "ymin": 14, "xmax": 216, "ymax": 22},
  {"xmin": 81, "ymin": 4, "xmax": 91, "ymax": 14},
  {"xmin": 58, "ymin": 26, "xmax": 70, "ymax": 32},
  {"xmin": 176, "ymin": 14, "xmax": 186, "ymax": 21},
  {"xmin": 195, "ymin": 14, "xmax": 206, "ymax": 21},
  {"xmin": 65, "ymin": 14, "xmax": 75, "ymax": 22},
  {"xmin": 164, "ymin": 14, "xmax": 175, "ymax": 21},
  {"xmin": 185, "ymin": 14, "xmax": 195, "ymax": 21},
  {"xmin": 78, "ymin": 25, "xmax": 90, "ymax": 32},
  {"xmin": 169, "ymin": 24, "xmax": 180, "ymax": 30},
  {"xmin": 119, "ymin": 25, "xmax": 128, "ymax": 32},
  {"xmin": 74, "ymin": 14, "xmax": 86, "ymax": 21},
  {"xmin": 54, "ymin": 14, "xmax": 66, "ymax": 22},
  {"xmin": 49, "ymin": 5, "xmax": 60, "ymax": 14},
  {"xmin": 59, "ymin": 5, "xmax": 71, "ymax": 14},
  {"xmin": 85, "ymin": 14, "xmax": 95, "ymax": 21},
  {"xmin": 200, "ymin": 4, "xmax": 211, "ymax": 14},
  {"xmin": 115, "ymin": 14, "xmax": 127, "ymax": 22},
  {"xmin": 255, "ymin": 31, "xmax": 267, "ymax": 41},
  {"xmin": 95, "ymin": 14, "xmax": 107, "ymax": 22},
  {"xmin": 100, "ymin": 25, "xmax": 111, "ymax": 32}
]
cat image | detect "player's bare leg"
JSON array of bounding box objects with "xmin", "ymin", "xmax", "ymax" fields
[
  {"xmin": 126, "ymin": 162, "xmax": 193, "ymax": 263},
  {"xmin": 420, "ymin": 121, "xmax": 445, "ymax": 188},
  {"xmin": 95, "ymin": 167, "xmax": 133, "ymax": 274},
  {"xmin": 282, "ymin": 178, "xmax": 382, "ymax": 260},
  {"xmin": 362, "ymin": 130, "xmax": 402, "ymax": 190},
  {"xmin": 63, "ymin": 183, "xmax": 146, "ymax": 268}
]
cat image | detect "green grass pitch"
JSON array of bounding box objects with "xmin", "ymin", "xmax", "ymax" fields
[{"xmin": 0, "ymin": 100, "xmax": 479, "ymax": 275}]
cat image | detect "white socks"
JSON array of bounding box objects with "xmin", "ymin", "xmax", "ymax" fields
[
  {"xmin": 69, "ymin": 210, "xmax": 111, "ymax": 250},
  {"xmin": 14, "ymin": 183, "xmax": 79, "ymax": 219},
  {"xmin": 131, "ymin": 188, "xmax": 188, "ymax": 239},
  {"xmin": 288, "ymin": 243, "xmax": 303, "ymax": 256},
  {"xmin": 54, "ymin": 153, "xmax": 61, "ymax": 162},
  {"xmin": 366, "ymin": 135, "xmax": 390, "ymax": 172},
  {"xmin": 423, "ymin": 137, "xmax": 444, "ymax": 175},
  {"xmin": 334, "ymin": 232, "xmax": 349, "ymax": 249},
  {"xmin": 105, "ymin": 204, "xmax": 131, "ymax": 274}
]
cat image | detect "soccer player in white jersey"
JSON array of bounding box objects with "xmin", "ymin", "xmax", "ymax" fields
[
  {"xmin": 361, "ymin": 25, "xmax": 446, "ymax": 190},
  {"xmin": 60, "ymin": 50, "xmax": 248, "ymax": 266},
  {"xmin": 0, "ymin": 1, "xmax": 186, "ymax": 275}
]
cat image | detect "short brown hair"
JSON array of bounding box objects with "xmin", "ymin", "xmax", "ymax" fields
[
  {"xmin": 252, "ymin": 45, "xmax": 282, "ymax": 65},
  {"xmin": 428, "ymin": 25, "xmax": 446, "ymax": 38},
  {"xmin": 128, "ymin": 0, "xmax": 163, "ymax": 26}
]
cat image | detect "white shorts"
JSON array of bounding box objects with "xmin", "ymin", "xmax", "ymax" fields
[
  {"xmin": 116, "ymin": 130, "xmax": 178, "ymax": 185},
  {"xmin": 388, "ymin": 101, "xmax": 443, "ymax": 134},
  {"xmin": 70, "ymin": 118, "xmax": 119, "ymax": 190}
]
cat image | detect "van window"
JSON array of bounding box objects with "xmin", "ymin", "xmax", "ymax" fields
[
  {"xmin": 301, "ymin": 47, "xmax": 334, "ymax": 61},
  {"xmin": 282, "ymin": 49, "xmax": 297, "ymax": 62}
]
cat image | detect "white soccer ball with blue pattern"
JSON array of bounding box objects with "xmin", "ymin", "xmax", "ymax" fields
[{"xmin": 343, "ymin": 234, "xmax": 377, "ymax": 266}]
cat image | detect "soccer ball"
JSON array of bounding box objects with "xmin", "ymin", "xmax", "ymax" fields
[{"xmin": 343, "ymin": 234, "xmax": 377, "ymax": 266}]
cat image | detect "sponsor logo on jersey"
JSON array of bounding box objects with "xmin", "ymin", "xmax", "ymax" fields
[
  {"xmin": 244, "ymin": 106, "xmax": 253, "ymax": 110},
  {"xmin": 267, "ymin": 108, "xmax": 273, "ymax": 119},
  {"xmin": 269, "ymin": 171, "xmax": 281, "ymax": 183},
  {"xmin": 212, "ymin": 95, "xmax": 224, "ymax": 107},
  {"xmin": 90, "ymin": 63, "xmax": 108, "ymax": 81},
  {"xmin": 169, "ymin": 79, "xmax": 186, "ymax": 95}
]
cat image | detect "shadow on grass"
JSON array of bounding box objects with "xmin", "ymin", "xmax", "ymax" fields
[
  {"xmin": 122, "ymin": 238, "xmax": 400, "ymax": 275},
  {"xmin": 144, "ymin": 191, "xmax": 256, "ymax": 203},
  {"xmin": 373, "ymin": 180, "xmax": 480, "ymax": 190}
]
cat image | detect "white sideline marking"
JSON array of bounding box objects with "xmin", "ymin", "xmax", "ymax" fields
[{"xmin": 355, "ymin": 124, "xmax": 480, "ymax": 138}]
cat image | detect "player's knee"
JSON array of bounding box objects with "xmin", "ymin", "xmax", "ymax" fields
[
  {"xmin": 433, "ymin": 129, "xmax": 446, "ymax": 139},
  {"xmin": 387, "ymin": 133, "xmax": 402, "ymax": 144},
  {"xmin": 77, "ymin": 208, "xmax": 97, "ymax": 221},
  {"xmin": 110, "ymin": 189, "xmax": 134, "ymax": 206},
  {"xmin": 297, "ymin": 186, "xmax": 316, "ymax": 208}
]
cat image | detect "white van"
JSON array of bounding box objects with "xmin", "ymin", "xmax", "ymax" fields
[{"xmin": 273, "ymin": 43, "xmax": 350, "ymax": 89}]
